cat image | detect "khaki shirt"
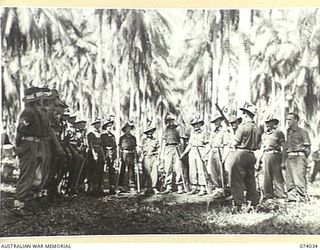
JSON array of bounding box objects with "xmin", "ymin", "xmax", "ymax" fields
[
  {"xmin": 119, "ymin": 134, "xmax": 137, "ymax": 150},
  {"xmin": 262, "ymin": 128, "xmax": 285, "ymax": 152},
  {"xmin": 164, "ymin": 126, "xmax": 180, "ymax": 145},
  {"xmin": 142, "ymin": 137, "xmax": 160, "ymax": 156},
  {"xmin": 234, "ymin": 121, "xmax": 261, "ymax": 150},
  {"xmin": 189, "ymin": 129, "xmax": 206, "ymax": 147},
  {"xmin": 209, "ymin": 126, "xmax": 225, "ymax": 148},
  {"xmin": 286, "ymin": 126, "xmax": 310, "ymax": 153}
]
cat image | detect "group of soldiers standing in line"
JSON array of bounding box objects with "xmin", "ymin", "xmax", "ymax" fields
[{"xmin": 13, "ymin": 85, "xmax": 316, "ymax": 213}]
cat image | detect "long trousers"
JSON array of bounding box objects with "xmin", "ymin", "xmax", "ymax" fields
[
  {"xmin": 104, "ymin": 149, "xmax": 116, "ymax": 191},
  {"xmin": 263, "ymin": 153, "xmax": 286, "ymax": 199},
  {"xmin": 230, "ymin": 151, "xmax": 259, "ymax": 206},
  {"xmin": 207, "ymin": 150, "xmax": 222, "ymax": 188},
  {"xmin": 118, "ymin": 152, "xmax": 136, "ymax": 189},
  {"xmin": 14, "ymin": 141, "xmax": 41, "ymax": 201},
  {"xmin": 87, "ymin": 146, "xmax": 104, "ymax": 192},
  {"xmin": 310, "ymin": 161, "xmax": 320, "ymax": 183},
  {"xmin": 38, "ymin": 139, "xmax": 52, "ymax": 190},
  {"xmin": 188, "ymin": 147, "xmax": 205, "ymax": 186},
  {"xmin": 286, "ymin": 155, "xmax": 308, "ymax": 201},
  {"xmin": 143, "ymin": 154, "xmax": 158, "ymax": 188},
  {"xmin": 164, "ymin": 145, "xmax": 182, "ymax": 189}
]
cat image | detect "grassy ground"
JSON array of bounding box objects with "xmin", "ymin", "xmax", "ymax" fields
[{"xmin": 1, "ymin": 180, "xmax": 320, "ymax": 236}]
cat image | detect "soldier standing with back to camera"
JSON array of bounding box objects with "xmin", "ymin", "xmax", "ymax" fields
[
  {"xmin": 284, "ymin": 112, "xmax": 311, "ymax": 202},
  {"xmin": 230, "ymin": 103, "xmax": 261, "ymax": 212},
  {"xmin": 260, "ymin": 115, "xmax": 286, "ymax": 200},
  {"xmin": 101, "ymin": 116, "xmax": 117, "ymax": 195},
  {"xmin": 14, "ymin": 87, "xmax": 43, "ymax": 211}
]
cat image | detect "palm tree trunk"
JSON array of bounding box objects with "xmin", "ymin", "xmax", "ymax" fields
[
  {"xmin": 18, "ymin": 48, "xmax": 24, "ymax": 110},
  {"xmin": 280, "ymin": 77, "xmax": 286, "ymax": 131},
  {"xmin": 97, "ymin": 10, "xmax": 104, "ymax": 118}
]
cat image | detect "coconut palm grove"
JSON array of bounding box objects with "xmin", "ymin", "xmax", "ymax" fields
[{"xmin": 1, "ymin": 8, "xmax": 320, "ymax": 236}]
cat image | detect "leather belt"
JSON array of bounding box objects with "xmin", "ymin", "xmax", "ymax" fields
[
  {"xmin": 287, "ymin": 152, "xmax": 305, "ymax": 156},
  {"xmin": 22, "ymin": 136, "xmax": 40, "ymax": 143},
  {"xmin": 121, "ymin": 149, "xmax": 135, "ymax": 153},
  {"xmin": 264, "ymin": 150, "xmax": 281, "ymax": 155},
  {"xmin": 166, "ymin": 143, "xmax": 178, "ymax": 146},
  {"xmin": 236, "ymin": 148, "xmax": 254, "ymax": 153}
]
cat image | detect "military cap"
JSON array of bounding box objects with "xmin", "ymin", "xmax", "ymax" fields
[
  {"xmin": 191, "ymin": 115, "xmax": 204, "ymax": 126},
  {"xmin": 59, "ymin": 101, "xmax": 69, "ymax": 109},
  {"xmin": 69, "ymin": 113, "xmax": 77, "ymax": 119},
  {"xmin": 239, "ymin": 102, "xmax": 257, "ymax": 116},
  {"xmin": 264, "ymin": 114, "xmax": 279, "ymax": 125},
  {"xmin": 91, "ymin": 118, "xmax": 101, "ymax": 126},
  {"xmin": 22, "ymin": 87, "xmax": 43, "ymax": 103},
  {"xmin": 229, "ymin": 114, "xmax": 242, "ymax": 124},
  {"xmin": 75, "ymin": 117, "xmax": 86, "ymax": 124},
  {"xmin": 62, "ymin": 112, "xmax": 70, "ymax": 117},
  {"xmin": 144, "ymin": 124, "xmax": 156, "ymax": 134},
  {"xmin": 122, "ymin": 121, "xmax": 135, "ymax": 132},
  {"xmin": 165, "ymin": 113, "xmax": 176, "ymax": 123},
  {"xmin": 211, "ymin": 112, "xmax": 223, "ymax": 123},
  {"xmin": 102, "ymin": 116, "xmax": 115, "ymax": 130}
]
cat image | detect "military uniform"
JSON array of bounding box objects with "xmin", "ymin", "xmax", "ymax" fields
[
  {"xmin": 118, "ymin": 123, "xmax": 137, "ymax": 191},
  {"xmin": 186, "ymin": 121, "xmax": 207, "ymax": 195},
  {"xmin": 141, "ymin": 127, "xmax": 160, "ymax": 192},
  {"xmin": 286, "ymin": 125, "xmax": 311, "ymax": 202},
  {"xmin": 230, "ymin": 104, "xmax": 261, "ymax": 207},
  {"xmin": 162, "ymin": 117, "xmax": 183, "ymax": 193},
  {"xmin": 101, "ymin": 121, "xmax": 117, "ymax": 194},
  {"xmin": 262, "ymin": 118, "xmax": 286, "ymax": 199},
  {"xmin": 87, "ymin": 120, "xmax": 104, "ymax": 195},
  {"xmin": 38, "ymin": 101, "xmax": 52, "ymax": 192},
  {"xmin": 14, "ymin": 87, "xmax": 43, "ymax": 209},
  {"xmin": 310, "ymin": 149, "xmax": 320, "ymax": 183}
]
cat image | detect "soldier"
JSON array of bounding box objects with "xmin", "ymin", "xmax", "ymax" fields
[
  {"xmin": 309, "ymin": 143, "xmax": 320, "ymax": 184},
  {"xmin": 207, "ymin": 112, "xmax": 225, "ymax": 195},
  {"xmin": 180, "ymin": 115, "xmax": 207, "ymax": 196},
  {"xmin": 118, "ymin": 121, "xmax": 138, "ymax": 194},
  {"xmin": 230, "ymin": 103, "xmax": 261, "ymax": 212},
  {"xmin": 223, "ymin": 114, "xmax": 242, "ymax": 196},
  {"xmin": 14, "ymin": 87, "xmax": 43, "ymax": 211},
  {"xmin": 87, "ymin": 118, "xmax": 105, "ymax": 196},
  {"xmin": 259, "ymin": 115, "xmax": 286, "ymax": 200},
  {"xmin": 284, "ymin": 112, "xmax": 311, "ymax": 202},
  {"xmin": 141, "ymin": 122, "xmax": 160, "ymax": 195},
  {"xmin": 37, "ymin": 87, "xmax": 54, "ymax": 196},
  {"xmin": 101, "ymin": 116, "xmax": 117, "ymax": 195},
  {"xmin": 162, "ymin": 113, "xmax": 184, "ymax": 194}
]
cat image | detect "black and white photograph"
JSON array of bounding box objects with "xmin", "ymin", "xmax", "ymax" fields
[{"xmin": 1, "ymin": 6, "xmax": 320, "ymax": 237}]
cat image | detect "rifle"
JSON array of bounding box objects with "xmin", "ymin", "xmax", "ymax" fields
[
  {"xmin": 135, "ymin": 150, "xmax": 141, "ymax": 193},
  {"xmin": 215, "ymin": 103, "xmax": 230, "ymax": 127},
  {"xmin": 195, "ymin": 146, "xmax": 213, "ymax": 194},
  {"xmin": 175, "ymin": 146, "xmax": 190, "ymax": 192},
  {"xmin": 217, "ymin": 147, "xmax": 226, "ymax": 197},
  {"xmin": 74, "ymin": 154, "xmax": 86, "ymax": 193},
  {"xmin": 115, "ymin": 146, "xmax": 121, "ymax": 192}
]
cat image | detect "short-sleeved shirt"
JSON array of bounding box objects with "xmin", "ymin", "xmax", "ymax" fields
[
  {"xmin": 286, "ymin": 126, "xmax": 311, "ymax": 153},
  {"xmin": 164, "ymin": 126, "xmax": 180, "ymax": 145},
  {"xmin": 142, "ymin": 137, "xmax": 159, "ymax": 155},
  {"xmin": 262, "ymin": 128, "xmax": 285, "ymax": 152},
  {"xmin": 189, "ymin": 129, "xmax": 206, "ymax": 147},
  {"xmin": 119, "ymin": 134, "xmax": 137, "ymax": 150},
  {"xmin": 234, "ymin": 121, "xmax": 261, "ymax": 150},
  {"xmin": 210, "ymin": 126, "xmax": 225, "ymax": 148},
  {"xmin": 16, "ymin": 105, "xmax": 42, "ymax": 138},
  {"xmin": 101, "ymin": 131, "xmax": 117, "ymax": 149}
]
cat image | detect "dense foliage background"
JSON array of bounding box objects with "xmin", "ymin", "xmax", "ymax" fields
[{"xmin": 2, "ymin": 8, "xmax": 320, "ymax": 146}]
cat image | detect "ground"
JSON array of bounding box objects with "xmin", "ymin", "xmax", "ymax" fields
[{"xmin": 1, "ymin": 179, "xmax": 320, "ymax": 236}]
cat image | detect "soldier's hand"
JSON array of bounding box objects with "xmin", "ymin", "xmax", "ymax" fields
[
  {"xmin": 281, "ymin": 162, "xmax": 286, "ymax": 170},
  {"xmin": 255, "ymin": 161, "xmax": 262, "ymax": 171}
]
